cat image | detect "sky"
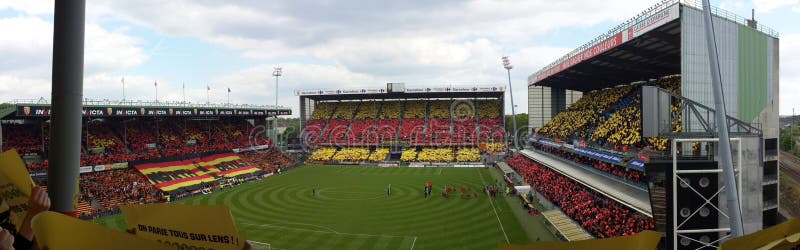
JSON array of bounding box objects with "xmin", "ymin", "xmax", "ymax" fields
[{"xmin": 1, "ymin": 0, "xmax": 799, "ymax": 117}]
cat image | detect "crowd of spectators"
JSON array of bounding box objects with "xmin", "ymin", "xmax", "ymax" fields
[
  {"xmin": 401, "ymin": 148, "xmax": 418, "ymax": 162},
  {"xmin": 369, "ymin": 148, "xmax": 390, "ymax": 161},
  {"xmin": 78, "ymin": 168, "xmax": 163, "ymax": 218},
  {"xmin": 11, "ymin": 118, "xmax": 273, "ymax": 173},
  {"xmin": 1, "ymin": 124, "xmax": 41, "ymax": 155},
  {"xmin": 238, "ymin": 149, "xmax": 298, "ymax": 173},
  {"xmin": 416, "ymin": 147, "xmax": 454, "ymax": 162},
  {"xmin": 536, "ymin": 76, "xmax": 684, "ymax": 152},
  {"xmin": 455, "ymin": 147, "xmax": 481, "ymax": 162},
  {"xmin": 507, "ymin": 154, "xmax": 655, "ymax": 238},
  {"xmin": 301, "ymin": 99, "xmax": 506, "ymax": 150},
  {"xmin": 309, "ymin": 147, "xmax": 337, "ymax": 161},
  {"xmin": 331, "ymin": 147, "xmax": 370, "ymax": 162}
]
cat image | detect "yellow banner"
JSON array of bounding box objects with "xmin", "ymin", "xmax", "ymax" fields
[
  {"xmin": 121, "ymin": 203, "xmax": 245, "ymax": 250},
  {"xmin": 0, "ymin": 149, "xmax": 35, "ymax": 232},
  {"xmin": 720, "ymin": 219, "xmax": 800, "ymax": 250},
  {"xmin": 31, "ymin": 211, "xmax": 172, "ymax": 250},
  {"xmin": 498, "ymin": 230, "xmax": 662, "ymax": 250}
]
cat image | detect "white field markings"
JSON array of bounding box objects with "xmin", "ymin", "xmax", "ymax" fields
[
  {"xmin": 237, "ymin": 220, "xmax": 418, "ymax": 249},
  {"xmin": 477, "ymin": 168, "xmax": 510, "ymax": 243}
]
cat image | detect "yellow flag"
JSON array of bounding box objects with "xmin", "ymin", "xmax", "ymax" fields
[
  {"xmin": 0, "ymin": 149, "xmax": 35, "ymax": 232},
  {"xmin": 31, "ymin": 211, "xmax": 172, "ymax": 250},
  {"xmin": 720, "ymin": 219, "xmax": 800, "ymax": 250},
  {"xmin": 498, "ymin": 230, "xmax": 662, "ymax": 250},
  {"xmin": 121, "ymin": 203, "xmax": 245, "ymax": 250}
]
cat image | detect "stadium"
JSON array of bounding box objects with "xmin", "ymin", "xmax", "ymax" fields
[{"xmin": 0, "ymin": 0, "xmax": 795, "ymax": 249}]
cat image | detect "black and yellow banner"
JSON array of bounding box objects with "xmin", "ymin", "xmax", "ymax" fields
[{"xmin": 720, "ymin": 218, "xmax": 800, "ymax": 250}]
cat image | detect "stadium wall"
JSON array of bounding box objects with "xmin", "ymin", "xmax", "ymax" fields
[
  {"xmin": 527, "ymin": 85, "xmax": 581, "ymax": 133},
  {"xmin": 681, "ymin": 4, "xmax": 781, "ymax": 233},
  {"xmin": 680, "ymin": 5, "xmax": 779, "ymax": 140}
]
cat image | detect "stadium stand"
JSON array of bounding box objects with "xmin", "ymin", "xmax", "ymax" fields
[
  {"xmin": 296, "ymin": 97, "xmax": 506, "ymax": 164},
  {"xmin": 455, "ymin": 147, "xmax": 481, "ymax": 162},
  {"xmin": 1, "ymin": 124, "xmax": 42, "ymax": 155},
  {"xmin": 404, "ymin": 101, "xmax": 426, "ymax": 119},
  {"xmin": 368, "ymin": 148, "xmax": 390, "ymax": 162},
  {"xmin": 416, "ymin": 147, "xmax": 454, "ymax": 162},
  {"xmin": 533, "ymin": 144, "xmax": 647, "ymax": 186},
  {"xmin": 309, "ymin": 147, "xmax": 336, "ymax": 161},
  {"xmin": 536, "ymin": 76, "xmax": 681, "ymax": 152},
  {"xmin": 331, "ymin": 147, "xmax": 370, "ymax": 162},
  {"xmin": 482, "ymin": 142, "xmax": 507, "ymax": 154},
  {"xmin": 508, "ymin": 154, "xmax": 654, "ymax": 238},
  {"xmin": 238, "ymin": 148, "xmax": 298, "ymax": 173},
  {"xmin": 400, "ymin": 148, "xmax": 418, "ymax": 162},
  {"xmin": 134, "ymin": 153, "xmax": 261, "ymax": 192},
  {"xmin": 79, "ymin": 168, "xmax": 163, "ymax": 218}
]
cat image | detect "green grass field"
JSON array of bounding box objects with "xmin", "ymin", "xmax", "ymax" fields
[{"xmin": 97, "ymin": 165, "xmax": 542, "ymax": 249}]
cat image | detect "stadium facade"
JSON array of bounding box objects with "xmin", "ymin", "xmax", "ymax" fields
[{"xmin": 525, "ymin": 0, "xmax": 779, "ymax": 249}]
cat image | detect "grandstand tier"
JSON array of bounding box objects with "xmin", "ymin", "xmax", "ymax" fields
[{"xmin": 299, "ymin": 87, "xmax": 508, "ymax": 150}]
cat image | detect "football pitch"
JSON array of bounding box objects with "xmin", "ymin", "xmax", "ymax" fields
[{"xmin": 98, "ymin": 165, "xmax": 538, "ymax": 249}]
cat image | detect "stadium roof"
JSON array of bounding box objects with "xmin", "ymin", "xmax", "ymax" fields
[
  {"xmin": 531, "ymin": 19, "xmax": 681, "ymax": 92},
  {"xmin": 0, "ymin": 99, "xmax": 292, "ymax": 119},
  {"xmin": 296, "ymin": 84, "xmax": 504, "ymax": 101},
  {"xmin": 528, "ymin": 0, "xmax": 779, "ymax": 92}
]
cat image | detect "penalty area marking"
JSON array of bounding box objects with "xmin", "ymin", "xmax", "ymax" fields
[{"xmin": 477, "ymin": 168, "xmax": 510, "ymax": 243}]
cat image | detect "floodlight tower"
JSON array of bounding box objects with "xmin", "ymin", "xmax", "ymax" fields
[
  {"xmin": 502, "ymin": 56, "xmax": 518, "ymax": 149},
  {"xmin": 272, "ymin": 67, "xmax": 282, "ymax": 148}
]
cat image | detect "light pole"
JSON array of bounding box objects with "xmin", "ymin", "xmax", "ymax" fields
[
  {"xmin": 502, "ymin": 56, "xmax": 518, "ymax": 149},
  {"xmin": 272, "ymin": 67, "xmax": 282, "ymax": 148},
  {"xmin": 121, "ymin": 77, "xmax": 126, "ymax": 101},
  {"xmin": 701, "ymin": 0, "xmax": 743, "ymax": 237}
]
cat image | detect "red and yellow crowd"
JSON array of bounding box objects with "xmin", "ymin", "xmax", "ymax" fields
[
  {"xmin": 78, "ymin": 168, "xmax": 163, "ymax": 218},
  {"xmin": 303, "ymin": 99, "xmax": 505, "ymax": 149},
  {"xmin": 7, "ymin": 118, "xmax": 272, "ymax": 173},
  {"xmin": 307, "ymin": 146, "xmax": 483, "ymax": 163},
  {"xmin": 508, "ymin": 154, "xmax": 655, "ymax": 238}
]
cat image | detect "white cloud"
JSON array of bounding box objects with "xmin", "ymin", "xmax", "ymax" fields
[
  {"xmin": 85, "ymin": 25, "xmax": 149, "ymax": 74},
  {"xmin": 209, "ymin": 64, "xmax": 381, "ymax": 114},
  {"xmin": 780, "ymin": 33, "xmax": 800, "ymax": 115},
  {"xmin": 753, "ymin": 0, "xmax": 800, "ymax": 12},
  {"xmin": 0, "ymin": 15, "xmax": 149, "ymax": 103},
  {"xmin": 0, "ymin": 0, "xmax": 53, "ymax": 15}
]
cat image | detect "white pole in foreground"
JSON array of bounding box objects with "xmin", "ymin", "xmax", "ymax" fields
[{"xmin": 701, "ymin": 0, "xmax": 743, "ymax": 237}]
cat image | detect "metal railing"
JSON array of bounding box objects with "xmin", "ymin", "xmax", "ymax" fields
[
  {"xmin": 681, "ymin": 0, "xmax": 780, "ymax": 37},
  {"xmin": 8, "ymin": 98, "xmax": 291, "ymax": 110}
]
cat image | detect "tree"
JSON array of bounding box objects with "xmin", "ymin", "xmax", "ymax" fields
[{"xmin": 505, "ymin": 113, "xmax": 529, "ymax": 145}]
